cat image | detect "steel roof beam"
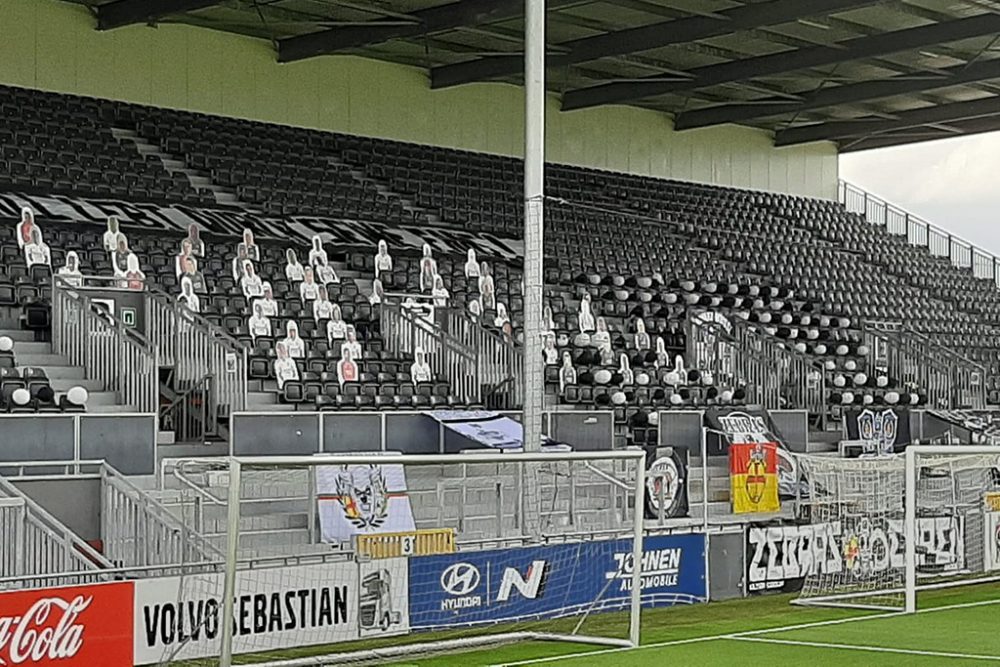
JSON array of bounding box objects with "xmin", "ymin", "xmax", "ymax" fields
[
  {"xmin": 562, "ymin": 13, "xmax": 1000, "ymax": 111},
  {"xmin": 840, "ymin": 114, "xmax": 1000, "ymax": 151},
  {"xmin": 278, "ymin": 0, "xmax": 525, "ymax": 63},
  {"xmin": 775, "ymin": 95, "xmax": 1000, "ymax": 145},
  {"xmin": 96, "ymin": 0, "xmax": 220, "ymax": 30},
  {"xmin": 675, "ymin": 57, "xmax": 1000, "ymax": 130},
  {"xmin": 431, "ymin": 0, "xmax": 881, "ymax": 89}
]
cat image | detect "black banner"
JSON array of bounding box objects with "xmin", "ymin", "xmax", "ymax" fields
[
  {"xmin": 844, "ymin": 407, "xmax": 911, "ymax": 455},
  {"xmin": 703, "ymin": 408, "xmax": 786, "ymax": 457},
  {"xmin": 746, "ymin": 516, "xmax": 964, "ymax": 595}
]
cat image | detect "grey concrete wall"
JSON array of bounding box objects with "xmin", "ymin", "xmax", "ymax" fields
[
  {"xmin": 12, "ymin": 477, "xmax": 101, "ymax": 542},
  {"xmin": 0, "ymin": 414, "xmax": 155, "ymax": 474},
  {"xmin": 233, "ymin": 411, "xmax": 616, "ymax": 456}
]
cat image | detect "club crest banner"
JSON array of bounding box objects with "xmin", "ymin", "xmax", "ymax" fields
[
  {"xmin": 729, "ymin": 442, "xmax": 780, "ymax": 514},
  {"xmin": 844, "ymin": 408, "xmax": 911, "ymax": 454},
  {"xmin": 316, "ymin": 458, "xmax": 416, "ymax": 544}
]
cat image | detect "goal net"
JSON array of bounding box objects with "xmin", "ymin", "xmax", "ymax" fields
[
  {"xmin": 143, "ymin": 450, "xmax": 650, "ymax": 666},
  {"xmin": 793, "ymin": 446, "xmax": 1000, "ymax": 613}
]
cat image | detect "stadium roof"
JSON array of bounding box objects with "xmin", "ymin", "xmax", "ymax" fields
[{"xmin": 71, "ymin": 0, "xmax": 1000, "ymax": 152}]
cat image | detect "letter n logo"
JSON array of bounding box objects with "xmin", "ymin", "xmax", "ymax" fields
[{"xmin": 497, "ymin": 560, "xmax": 548, "ymax": 602}]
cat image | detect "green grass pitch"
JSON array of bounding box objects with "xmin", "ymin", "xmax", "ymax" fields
[{"xmin": 186, "ymin": 583, "xmax": 1000, "ymax": 666}]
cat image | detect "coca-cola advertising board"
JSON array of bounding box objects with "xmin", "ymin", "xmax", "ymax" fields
[{"xmin": 0, "ymin": 582, "xmax": 134, "ymax": 667}]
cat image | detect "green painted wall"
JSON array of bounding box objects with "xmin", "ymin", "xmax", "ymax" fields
[{"xmin": 0, "ymin": 0, "xmax": 838, "ymax": 199}]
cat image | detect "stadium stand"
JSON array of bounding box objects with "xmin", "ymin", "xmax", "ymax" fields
[{"xmin": 1, "ymin": 84, "xmax": 995, "ymax": 439}]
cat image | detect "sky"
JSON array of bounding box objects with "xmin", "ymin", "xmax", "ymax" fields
[{"xmin": 839, "ymin": 131, "xmax": 1000, "ymax": 255}]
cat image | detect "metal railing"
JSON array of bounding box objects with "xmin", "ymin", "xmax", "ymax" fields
[
  {"xmin": 146, "ymin": 286, "xmax": 248, "ymax": 420},
  {"xmin": 689, "ymin": 315, "xmax": 826, "ymax": 419},
  {"xmin": 101, "ymin": 461, "xmax": 224, "ymax": 568},
  {"xmin": 160, "ymin": 373, "xmax": 216, "ymax": 442},
  {"xmin": 839, "ymin": 180, "xmax": 1000, "ymax": 286},
  {"xmin": 440, "ymin": 305, "xmax": 524, "ymax": 408},
  {"xmin": 862, "ymin": 321, "xmax": 986, "ymax": 410},
  {"xmin": 380, "ymin": 301, "xmax": 510, "ymax": 406},
  {"xmin": 51, "ymin": 277, "xmax": 157, "ymax": 412},
  {"xmin": 0, "ymin": 475, "xmax": 112, "ymax": 581}
]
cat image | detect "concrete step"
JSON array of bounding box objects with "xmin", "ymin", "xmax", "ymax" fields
[
  {"xmin": 11, "ymin": 341, "xmax": 52, "ymax": 355},
  {"xmin": 248, "ymin": 391, "xmax": 277, "ymax": 405},
  {"xmin": 0, "ymin": 329, "xmax": 41, "ymax": 343},
  {"xmin": 88, "ymin": 404, "xmax": 138, "ymax": 413},
  {"xmin": 14, "ymin": 353, "xmax": 70, "ymax": 367},
  {"xmin": 34, "ymin": 366, "xmax": 87, "ymax": 381},
  {"xmin": 83, "ymin": 391, "xmax": 121, "ymax": 406},
  {"xmin": 48, "ymin": 378, "xmax": 104, "ymax": 392}
]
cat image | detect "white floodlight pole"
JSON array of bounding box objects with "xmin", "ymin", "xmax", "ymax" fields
[
  {"xmin": 219, "ymin": 458, "xmax": 243, "ymax": 667},
  {"xmin": 523, "ymin": 0, "xmax": 545, "ymax": 454},
  {"xmin": 904, "ymin": 445, "xmax": 916, "ymax": 614}
]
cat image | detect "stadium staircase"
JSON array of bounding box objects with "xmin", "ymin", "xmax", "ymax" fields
[
  {"xmin": 0, "ymin": 303, "xmax": 147, "ymax": 413},
  {"xmin": 111, "ymin": 127, "xmax": 240, "ymax": 207},
  {"xmin": 0, "ymin": 460, "xmax": 220, "ymax": 581},
  {"xmin": 0, "ymin": 472, "xmax": 113, "ymax": 581}
]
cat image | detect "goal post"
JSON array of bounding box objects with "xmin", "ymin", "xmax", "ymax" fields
[
  {"xmin": 792, "ymin": 446, "xmax": 1000, "ymax": 615},
  {"xmin": 216, "ymin": 449, "xmax": 647, "ymax": 667},
  {"xmin": 904, "ymin": 445, "xmax": 1000, "ymax": 614}
]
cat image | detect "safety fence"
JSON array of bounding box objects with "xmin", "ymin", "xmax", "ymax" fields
[
  {"xmin": 689, "ymin": 314, "xmax": 825, "ymax": 421},
  {"xmin": 840, "ymin": 180, "xmax": 1000, "ymax": 286},
  {"xmin": 381, "ymin": 300, "xmax": 520, "ymax": 407},
  {"xmin": 0, "ymin": 474, "xmax": 112, "ymax": 583},
  {"xmin": 862, "ymin": 320, "xmax": 986, "ymax": 410},
  {"xmin": 52, "ymin": 277, "xmax": 157, "ymax": 413}
]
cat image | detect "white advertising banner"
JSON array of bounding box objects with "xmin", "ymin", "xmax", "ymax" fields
[
  {"xmin": 358, "ymin": 557, "xmax": 410, "ymax": 639},
  {"xmin": 133, "ymin": 561, "xmax": 358, "ymax": 665},
  {"xmin": 316, "ymin": 457, "xmax": 416, "ymax": 544}
]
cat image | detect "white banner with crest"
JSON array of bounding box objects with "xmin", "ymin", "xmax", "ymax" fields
[{"xmin": 315, "ymin": 453, "xmax": 416, "ymax": 544}]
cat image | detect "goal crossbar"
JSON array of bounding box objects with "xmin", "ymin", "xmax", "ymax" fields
[{"xmin": 218, "ymin": 449, "xmax": 648, "ymax": 667}]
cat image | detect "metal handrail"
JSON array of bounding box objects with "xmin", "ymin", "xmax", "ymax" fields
[
  {"xmin": 0, "ymin": 475, "xmax": 113, "ymax": 578},
  {"xmin": 379, "ymin": 301, "xmax": 485, "ymax": 403},
  {"xmin": 690, "ymin": 315, "xmax": 826, "ymax": 421},
  {"xmin": 100, "ymin": 462, "xmax": 224, "ymax": 567},
  {"xmin": 439, "ymin": 304, "xmax": 524, "ymax": 408},
  {"xmin": 839, "ymin": 180, "xmax": 1000, "ymax": 285},
  {"xmin": 144, "ymin": 284, "xmax": 248, "ymax": 416},
  {"xmin": 861, "ymin": 321, "xmax": 985, "ymax": 410},
  {"xmin": 159, "ymin": 372, "xmax": 216, "ymax": 442},
  {"xmin": 51, "ymin": 276, "xmax": 158, "ymax": 412}
]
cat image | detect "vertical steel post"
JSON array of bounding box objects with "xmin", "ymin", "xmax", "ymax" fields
[
  {"xmin": 629, "ymin": 455, "xmax": 646, "ymax": 647},
  {"xmin": 219, "ymin": 458, "xmax": 242, "ymax": 667},
  {"xmin": 523, "ymin": 0, "xmax": 545, "ymax": 454},
  {"xmin": 904, "ymin": 447, "xmax": 917, "ymax": 613}
]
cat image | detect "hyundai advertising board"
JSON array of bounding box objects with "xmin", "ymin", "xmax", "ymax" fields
[{"xmin": 409, "ymin": 534, "xmax": 706, "ymax": 629}]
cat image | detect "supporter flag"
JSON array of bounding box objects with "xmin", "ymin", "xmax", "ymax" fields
[
  {"xmin": 729, "ymin": 441, "xmax": 780, "ymax": 514},
  {"xmin": 316, "ymin": 456, "xmax": 415, "ymax": 543}
]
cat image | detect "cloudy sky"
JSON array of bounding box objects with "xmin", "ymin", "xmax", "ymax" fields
[{"xmin": 839, "ymin": 131, "xmax": 1000, "ymax": 254}]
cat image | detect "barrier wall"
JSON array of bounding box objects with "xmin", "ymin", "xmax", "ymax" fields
[
  {"xmin": 0, "ymin": 533, "xmax": 705, "ymax": 665},
  {"xmin": 0, "ymin": 413, "xmax": 157, "ymax": 474},
  {"xmin": 230, "ymin": 410, "xmax": 615, "ymax": 456}
]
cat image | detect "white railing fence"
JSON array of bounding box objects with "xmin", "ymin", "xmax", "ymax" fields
[
  {"xmin": 51, "ymin": 278, "xmax": 157, "ymax": 412},
  {"xmin": 146, "ymin": 286, "xmax": 248, "ymax": 420},
  {"xmin": 839, "ymin": 180, "xmax": 1000, "ymax": 286},
  {"xmin": 0, "ymin": 475, "xmax": 112, "ymax": 582},
  {"xmin": 101, "ymin": 462, "xmax": 224, "ymax": 569}
]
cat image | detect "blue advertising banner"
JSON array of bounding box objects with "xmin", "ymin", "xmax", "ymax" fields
[{"xmin": 409, "ymin": 534, "xmax": 706, "ymax": 629}]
